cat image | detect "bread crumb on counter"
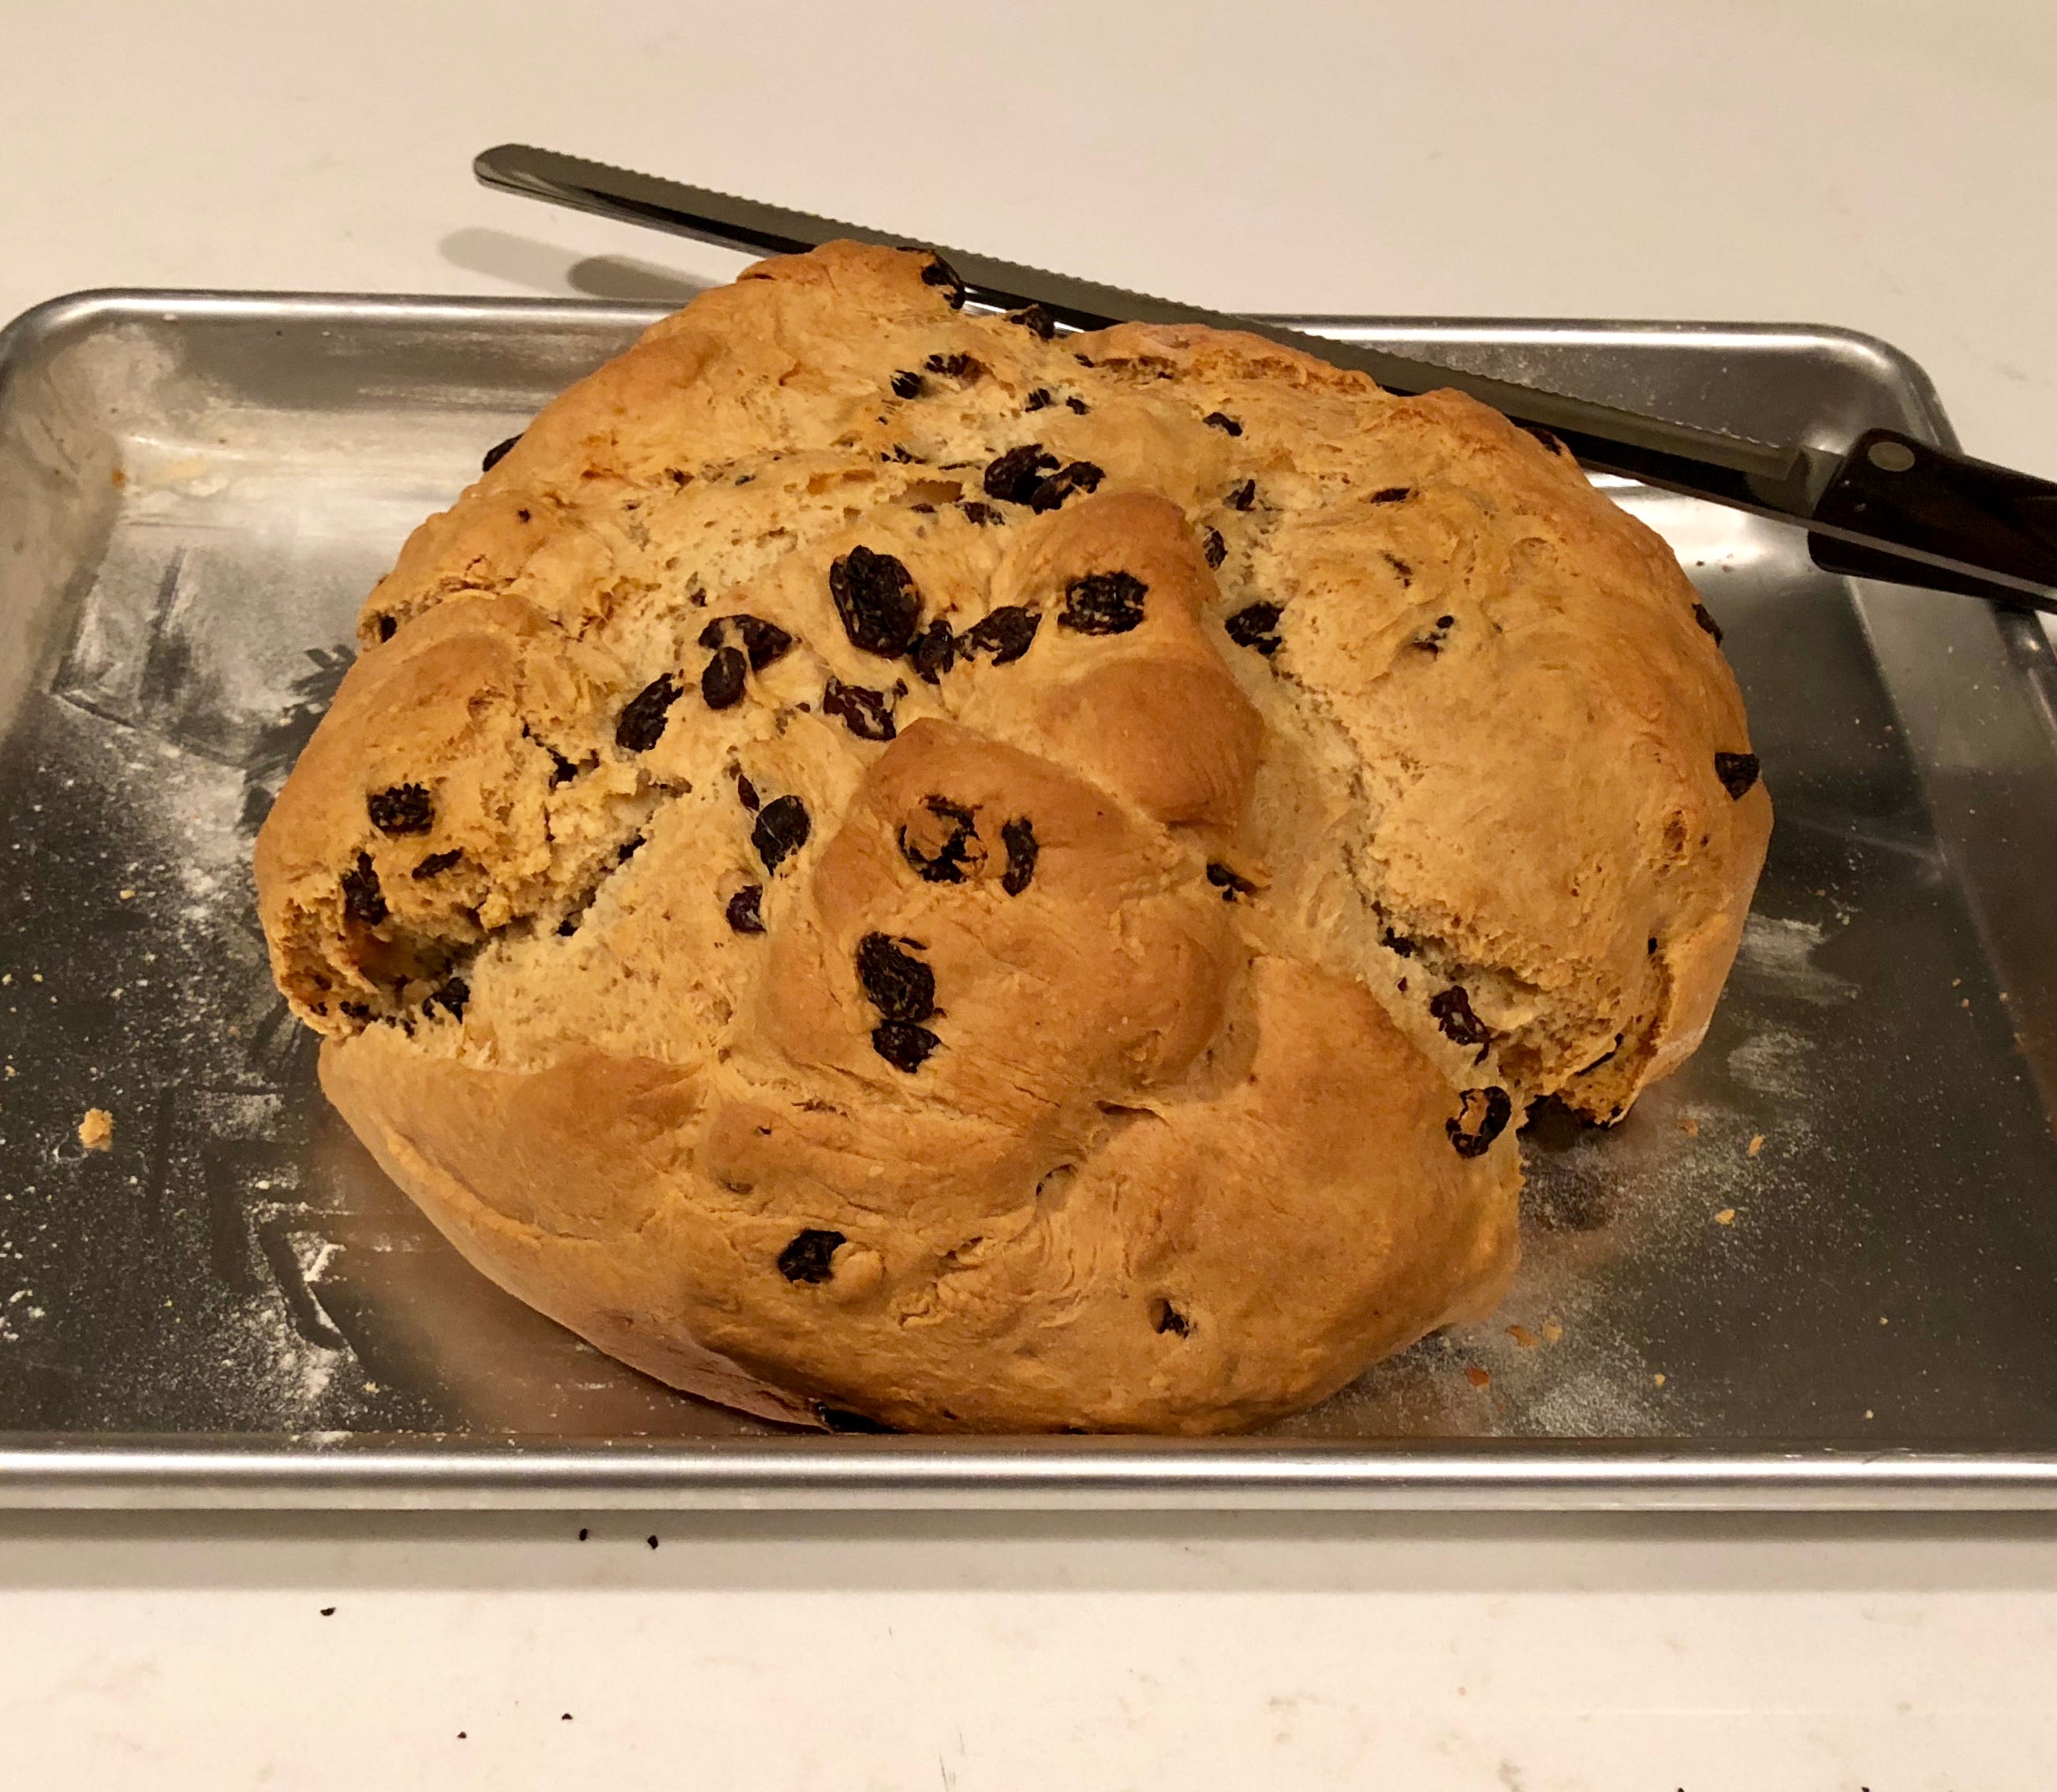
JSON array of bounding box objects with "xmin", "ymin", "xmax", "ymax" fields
[{"xmin": 78, "ymin": 1107, "xmax": 114, "ymax": 1152}]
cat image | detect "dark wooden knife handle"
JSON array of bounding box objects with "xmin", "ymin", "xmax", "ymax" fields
[{"xmin": 1810, "ymin": 430, "xmax": 2057, "ymax": 607}]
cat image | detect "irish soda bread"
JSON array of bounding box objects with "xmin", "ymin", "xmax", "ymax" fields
[{"xmin": 255, "ymin": 244, "xmax": 1770, "ymax": 1433}]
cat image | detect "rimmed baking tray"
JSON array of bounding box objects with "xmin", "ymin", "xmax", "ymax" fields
[{"xmin": 2, "ymin": 291, "xmax": 2055, "ymax": 1508}]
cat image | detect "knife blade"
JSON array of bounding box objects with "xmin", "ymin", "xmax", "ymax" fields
[{"xmin": 475, "ymin": 143, "xmax": 2057, "ymax": 613}]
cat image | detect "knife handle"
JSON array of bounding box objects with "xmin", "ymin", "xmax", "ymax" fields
[{"xmin": 1810, "ymin": 431, "xmax": 2057, "ymax": 608}]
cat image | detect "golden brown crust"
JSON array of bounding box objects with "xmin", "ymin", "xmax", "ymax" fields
[{"xmin": 256, "ymin": 241, "xmax": 1768, "ymax": 1432}]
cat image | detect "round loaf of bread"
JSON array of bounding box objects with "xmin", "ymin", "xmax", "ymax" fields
[{"xmin": 254, "ymin": 244, "xmax": 1770, "ymax": 1433}]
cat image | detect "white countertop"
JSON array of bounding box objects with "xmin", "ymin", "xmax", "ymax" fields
[{"xmin": 4, "ymin": 2, "xmax": 2056, "ymax": 1783}]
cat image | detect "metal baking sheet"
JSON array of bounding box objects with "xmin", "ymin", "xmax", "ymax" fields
[{"xmin": 2, "ymin": 291, "xmax": 2055, "ymax": 1509}]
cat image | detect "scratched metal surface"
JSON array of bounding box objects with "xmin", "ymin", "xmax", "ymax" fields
[{"xmin": 2, "ymin": 295, "xmax": 2056, "ymax": 1505}]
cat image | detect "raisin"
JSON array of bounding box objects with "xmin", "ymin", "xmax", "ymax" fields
[
  {"xmin": 735, "ymin": 771, "xmax": 761, "ymax": 812},
  {"xmin": 725, "ymin": 884, "xmax": 766, "ymax": 935},
  {"xmin": 481, "ymin": 435, "xmax": 521, "ymax": 473},
  {"xmin": 700, "ymin": 645, "xmax": 747, "ymax": 710},
  {"xmin": 919, "ymin": 253, "xmax": 967, "ymax": 308},
  {"xmin": 1060, "ymin": 571, "xmax": 1147, "ymax": 635},
  {"xmin": 778, "ymin": 1228, "xmax": 846, "ymax": 1284},
  {"xmin": 1380, "ymin": 926, "xmax": 1416, "ymax": 958},
  {"xmin": 1007, "ymin": 304, "xmax": 1057, "ymax": 339},
  {"xmin": 375, "ymin": 614, "xmax": 398, "ymax": 642},
  {"xmin": 1224, "ymin": 603, "xmax": 1282, "ymax": 655},
  {"xmin": 616, "ymin": 674, "xmax": 681, "ymax": 751},
  {"xmin": 1001, "ymin": 817, "xmax": 1038, "ymax": 895},
  {"xmin": 984, "ymin": 443, "xmax": 1058, "ymax": 504},
  {"xmin": 1714, "ymin": 751, "xmax": 1760, "ymax": 799},
  {"xmin": 924, "ymin": 352, "xmax": 983, "ymax": 380},
  {"xmin": 556, "ymin": 916, "xmax": 580, "ymax": 938},
  {"xmin": 547, "ymin": 749, "xmax": 578, "ymax": 786},
  {"xmin": 818, "ymin": 1405, "xmax": 896, "ymax": 1433},
  {"xmin": 1203, "ymin": 411, "xmax": 1242, "ymax": 435},
  {"xmin": 829, "ymin": 546, "xmax": 924, "ymax": 657},
  {"xmin": 1065, "ymin": 396, "xmax": 1090, "ymax": 415},
  {"xmin": 752, "ymin": 795, "xmax": 812, "ymax": 874},
  {"xmin": 1203, "ymin": 528, "xmax": 1226, "ymax": 569},
  {"xmin": 890, "ymin": 368, "xmax": 925, "ymax": 399},
  {"xmin": 1428, "ymin": 985, "xmax": 1494, "ymax": 1059},
  {"xmin": 960, "ymin": 606, "xmax": 1041, "ymax": 664},
  {"xmin": 1226, "ymin": 479, "xmax": 1256, "ymax": 511},
  {"xmin": 1693, "ymin": 602, "xmax": 1724, "ymax": 644},
  {"xmin": 959, "ymin": 500, "xmax": 1002, "ymax": 527},
  {"xmin": 367, "ymin": 784, "xmax": 433, "ymax": 835},
  {"xmin": 1029, "ymin": 461, "xmax": 1105, "ymax": 513},
  {"xmin": 1370, "ymin": 486, "xmax": 1413, "ymax": 503},
  {"xmin": 909, "ymin": 618, "xmax": 957, "ymax": 684},
  {"xmin": 872, "ymin": 1020, "xmax": 941, "ymax": 1073},
  {"xmin": 1206, "ymin": 862, "xmax": 1258, "ymax": 901},
  {"xmin": 424, "ymin": 976, "xmax": 469, "ymax": 1021},
  {"xmin": 1447, "ymin": 1086, "xmax": 1513, "ymax": 1158},
  {"xmin": 857, "ymin": 932, "xmax": 936, "ymax": 1021},
  {"xmin": 1152, "ymin": 1298, "xmax": 1192, "ymax": 1337},
  {"xmin": 697, "ymin": 614, "xmax": 795, "ymax": 670},
  {"xmin": 823, "ymin": 678, "xmax": 896, "ymax": 741},
  {"xmin": 341, "ymin": 852, "xmax": 386, "ymax": 926},
  {"xmin": 898, "ymin": 796, "xmax": 981, "ymax": 883},
  {"xmin": 1383, "ymin": 551, "xmax": 1414, "ymax": 583},
  {"xmin": 1521, "ymin": 424, "xmax": 1567, "ymax": 456},
  {"xmin": 1025, "ymin": 388, "xmax": 1055, "ymax": 413},
  {"xmin": 412, "ymin": 849, "xmax": 462, "ymax": 881}
]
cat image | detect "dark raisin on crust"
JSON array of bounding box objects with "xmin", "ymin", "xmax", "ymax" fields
[
  {"xmin": 1203, "ymin": 528, "xmax": 1227, "ymax": 569},
  {"xmin": 1447, "ymin": 1086, "xmax": 1514, "ymax": 1158},
  {"xmin": 924, "ymin": 352, "xmax": 984, "ymax": 380},
  {"xmin": 1152, "ymin": 1298, "xmax": 1192, "ymax": 1337},
  {"xmin": 1006, "ymin": 304, "xmax": 1057, "ymax": 339},
  {"xmin": 375, "ymin": 614, "xmax": 398, "ymax": 642},
  {"xmin": 1203, "ymin": 411, "xmax": 1243, "ymax": 435},
  {"xmin": 829, "ymin": 546, "xmax": 924, "ymax": 657},
  {"xmin": 1714, "ymin": 751, "xmax": 1761, "ymax": 799},
  {"xmin": 898, "ymin": 796, "xmax": 981, "ymax": 883},
  {"xmin": 752, "ymin": 794, "xmax": 812, "ymax": 874},
  {"xmin": 959, "ymin": 499, "xmax": 1002, "ymax": 526},
  {"xmin": 367, "ymin": 784, "xmax": 433, "ymax": 835},
  {"xmin": 1024, "ymin": 388, "xmax": 1054, "ymax": 412},
  {"xmin": 1224, "ymin": 602, "xmax": 1282, "ymax": 655},
  {"xmin": 823, "ymin": 678, "xmax": 897, "ymax": 741},
  {"xmin": 857, "ymin": 931, "xmax": 935, "ymax": 1022},
  {"xmin": 890, "ymin": 369, "xmax": 925, "ymax": 399},
  {"xmin": 1428, "ymin": 985, "xmax": 1495, "ymax": 1060},
  {"xmin": 818, "ymin": 1405, "xmax": 897, "ymax": 1433},
  {"xmin": 1226, "ymin": 479, "xmax": 1256, "ymax": 511},
  {"xmin": 1205, "ymin": 862, "xmax": 1258, "ymax": 902},
  {"xmin": 1065, "ymin": 395, "xmax": 1090, "ymax": 415},
  {"xmin": 1060, "ymin": 571, "xmax": 1148, "ymax": 635},
  {"xmin": 1029, "ymin": 461, "xmax": 1104, "ymax": 513},
  {"xmin": 1693, "ymin": 602, "xmax": 1724, "ymax": 644},
  {"xmin": 481, "ymin": 435, "xmax": 521, "ymax": 473},
  {"xmin": 984, "ymin": 443, "xmax": 1058, "ymax": 505},
  {"xmin": 960, "ymin": 606, "xmax": 1041, "ymax": 664},
  {"xmin": 778, "ymin": 1228, "xmax": 846, "ymax": 1284},
  {"xmin": 1000, "ymin": 817, "xmax": 1039, "ymax": 895},
  {"xmin": 872, "ymin": 1019, "xmax": 941, "ymax": 1073},
  {"xmin": 725, "ymin": 884, "xmax": 766, "ymax": 935},
  {"xmin": 700, "ymin": 645, "xmax": 747, "ymax": 711},
  {"xmin": 735, "ymin": 771, "xmax": 761, "ymax": 812},
  {"xmin": 909, "ymin": 618, "xmax": 957, "ymax": 684},
  {"xmin": 1380, "ymin": 925, "xmax": 1416, "ymax": 958},
  {"xmin": 697, "ymin": 614, "xmax": 795, "ymax": 670},
  {"xmin": 412, "ymin": 849, "xmax": 462, "ymax": 881},
  {"xmin": 920, "ymin": 253, "xmax": 967, "ymax": 308},
  {"xmin": 1383, "ymin": 551, "xmax": 1413, "ymax": 583},
  {"xmin": 1370, "ymin": 485, "xmax": 1413, "ymax": 503},
  {"xmin": 1413, "ymin": 614, "xmax": 1454, "ymax": 655},
  {"xmin": 341, "ymin": 852, "xmax": 386, "ymax": 926},
  {"xmin": 616, "ymin": 674, "xmax": 681, "ymax": 751},
  {"xmin": 424, "ymin": 976, "xmax": 469, "ymax": 1021}
]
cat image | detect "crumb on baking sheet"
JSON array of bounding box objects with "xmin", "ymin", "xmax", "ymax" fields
[
  {"xmin": 1746, "ymin": 1133, "xmax": 1764, "ymax": 1156},
  {"xmin": 77, "ymin": 1108, "xmax": 113, "ymax": 1152},
  {"xmin": 1714, "ymin": 1207, "xmax": 1737, "ymax": 1226},
  {"xmin": 1678, "ymin": 1115, "xmax": 1699, "ymax": 1137},
  {"xmin": 1506, "ymin": 1323, "xmax": 1540, "ymax": 1348},
  {"xmin": 1540, "ymin": 1318, "xmax": 1563, "ymax": 1345},
  {"xmin": 1465, "ymin": 1365, "xmax": 1491, "ymax": 1388},
  {"xmin": 1652, "ymin": 1372, "xmax": 1667, "ymax": 1387}
]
